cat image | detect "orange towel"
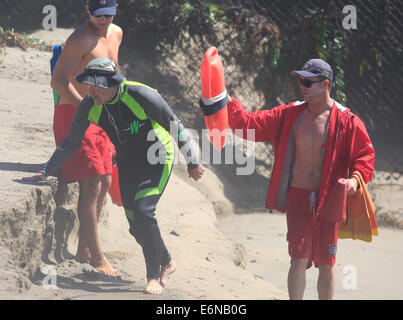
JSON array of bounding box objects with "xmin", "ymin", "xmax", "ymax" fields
[{"xmin": 338, "ymin": 171, "xmax": 379, "ymax": 242}]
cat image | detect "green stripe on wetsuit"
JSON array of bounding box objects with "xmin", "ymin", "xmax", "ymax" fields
[
  {"xmin": 88, "ymin": 104, "xmax": 103, "ymax": 124},
  {"xmin": 134, "ymin": 120, "xmax": 174, "ymax": 202},
  {"xmin": 87, "ymin": 82, "xmax": 153, "ymax": 124}
]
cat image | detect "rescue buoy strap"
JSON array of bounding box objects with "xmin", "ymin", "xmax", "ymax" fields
[{"xmin": 199, "ymin": 94, "xmax": 229, "ymax": 116}]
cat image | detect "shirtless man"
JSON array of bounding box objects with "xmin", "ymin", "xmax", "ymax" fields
[
  {"xmin": 218, "ymin": 59, "xmax": 375, "ymax": 299},
  {"xmin": 50, "ymin": 0, "xmax": 122, "ymax": 277}
]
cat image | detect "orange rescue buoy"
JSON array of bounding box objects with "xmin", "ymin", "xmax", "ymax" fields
[
  {"xmin": 108, "ymin": 164, "xmax": 123, "ymax": 207},
  {"xmin": 200, "ymin": 47, "xmax": 229, "ymax": 151},
  {"xmin": 108, "ymin": 144, "xmax": 123, "ymax": 207}
]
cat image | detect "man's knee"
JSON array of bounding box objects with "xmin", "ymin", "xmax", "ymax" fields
[
  {"xmin": 290, "ymin": 258, "xmax": 309, "ymax": 271},
  {"xmin": 126, "ymin": 218, "xmax": 141, "ymax": 244},
  {"xmin": 125, "ymin": 198, "xmax": 158, "ymax": 240},
  {"xmin": 100, "ymin": 174, "xmax": 112, "ymax": 193},
  {"xmin": 133, "ymin": 197, "xmax": 158, "ymax": 223},
  {"xmin": 319, "ymin": 264, "xmax": 335, "ymax": 276},
  {"xmin": 79, "ymin": 176, "xmax": 102, "ymax": 200}
]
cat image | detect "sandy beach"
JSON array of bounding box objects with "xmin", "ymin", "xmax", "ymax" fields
[
  {"xmin": 219, "ymin": 212, "xmax": 403, "ymax": 300},
  {"xmin": 0, "ymin": 27, "xmax": 402, "ymax": 302}
]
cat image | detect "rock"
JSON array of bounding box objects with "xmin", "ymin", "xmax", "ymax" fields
[
  {"xmin": 170, "ymin": 230, "xmax": 180, "ymax": 237},
  {"xmin": 232, "ymin": 243, "xmax": 247, "ymax": 269}
]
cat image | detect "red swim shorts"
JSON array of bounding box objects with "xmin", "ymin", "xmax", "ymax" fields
[
  {"xmin": 285, "ymin": 187, "xmax": 338, "ymax": 269},
  {"xmin": 53, "ymin": 104, "xmax": 113, "ymax": 183}
]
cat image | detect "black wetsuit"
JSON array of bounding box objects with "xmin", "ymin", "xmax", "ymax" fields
[{"xmin": 43, "ymin": 80, "xmax": 199, "ymax": 279}]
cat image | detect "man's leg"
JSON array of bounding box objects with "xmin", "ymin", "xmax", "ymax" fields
[
  {"xmin": 119, "ymin": 143, "xmax": 174, "ymax": 294},
  {"xmin": 77, "ymin": 176, "xmax": 119, "ymax": 277},
  {"xmin": 317, "ymin": 264, "xmax": 335, "ymax": 300},
  {"xmin": 285, "ymin": 188, "xmax": 315, "ymax": 300},
  {"xmin": 316, "ymin": 214, "xmax": 338, "ymax": 300},
  {"xmin": 75, "ymin": 177, "xmax": 100, "ymax": 263},
  {"xmin": 96, "ymin": 174, "xmax": 112, "ymax": 220},
  {"xmin": 124, "ymin": 206, "xmax": 166, "ymax": 295},
  {"xmin": 122, "ymin": 188, "xmax": 174, "ymax": 294},
  {"xmin": 160, "ymin": 238, "xmax": 177, "ymax": 288},
  {"xmin": 287, "ymin": 258, "xmax": 309, "ymax": 300},
  {"xmin": 96, "ymin": 174, "xmax": 118, "ymax": 270},
  {"xmin": 130, "ymin": 196, "xmax": 172, "ymax": 295},
  {"xmin": 76, "ymin": 174, "xmax": 111, "ymax": 258}
]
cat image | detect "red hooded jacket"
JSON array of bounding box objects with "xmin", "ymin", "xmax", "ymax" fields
[{"xmin": 227, "ymin": 98, "xmax": 375, "ymax": 219}]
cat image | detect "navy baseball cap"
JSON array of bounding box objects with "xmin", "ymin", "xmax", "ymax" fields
[
  {"xmin": 88, "ymin": 0, "xmax": 116, "ymax": 16},
  {"xmin": 292, "ymin": 59, "xmax": 333, "ymax": 81}
]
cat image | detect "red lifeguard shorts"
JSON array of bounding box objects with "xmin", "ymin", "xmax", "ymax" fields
[
  {"xmin": 53, "ymin": 104, "xmax": 113, "ymax": 183},
  {"xmin": 285, "ymin": 187, "xmax": 338, "ymax": 269}
]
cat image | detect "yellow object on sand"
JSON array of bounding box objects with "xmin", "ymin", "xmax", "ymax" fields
[{"xmin": 338, "ymin": 171, "xmax": 379, "ymax": 242}]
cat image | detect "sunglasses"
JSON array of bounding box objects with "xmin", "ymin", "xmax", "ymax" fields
[
  {"xmin": 298, "ymin": 78, "xmax": 324, "ymax": 88},
  {"xmin": 93, "ymin": 14, "xmax": 114, "ymax": 18}
]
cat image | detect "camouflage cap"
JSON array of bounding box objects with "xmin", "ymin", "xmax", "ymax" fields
[{"xmin": 75, "ymin": 58, "xmax": 125, "ymax": 88}]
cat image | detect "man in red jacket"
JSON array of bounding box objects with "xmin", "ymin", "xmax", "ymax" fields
[{"xmin": 225, "ymin": 59, "xmax": 375, "ymax": 300}]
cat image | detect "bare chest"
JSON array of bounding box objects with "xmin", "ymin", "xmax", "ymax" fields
[
  {"xmin": 295, "ymin": 110, "xmax": 329, "ymax": 150},
  {"xmin": 87, "ymin": 36, "xmax": 120, "ymax": 63},
  {"xmin": 74, "ymin": 34, "xmax": 120, "ymax": 76}
]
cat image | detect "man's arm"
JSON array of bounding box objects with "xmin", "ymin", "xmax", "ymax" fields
[
  {"xmin": 15, "ymin": 96, "xmax": 93, "ymax": 182},
  {"xmin": 347, "ymin": 117, "xmax": 375, "ymax": 183},
  {"xmin": 115, "ymin": 25, "xmax": 123, "ymax": 73},
  {"xmin": 134, "ymin": 86, "xmax": 200, "ymax": 169},
  {"xmin": 227, "ymin": 96, "xmax": 283, "ymax": 143},
  {"xmin": 43, "ymin": 96, "xmax": 93, "ymax": 176},
  {"xmin": 345, "ymin": 116, "xmax": 375, "ymax": 195},
  {"xmin": 50, "ymin": 31, "xmax": 89, "ymax": 107}
]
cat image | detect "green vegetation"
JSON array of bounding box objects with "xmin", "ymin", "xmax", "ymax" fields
[
  {"xmin": 0, "ymin": 1, "xmax": 348, "ymax": 108},
  {"xmin": 0, "ymin": 27, "xmax": 52, "ymax": 52}
]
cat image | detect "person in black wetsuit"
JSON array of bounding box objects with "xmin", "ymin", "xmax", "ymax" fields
[{"xmin": 18, "ymin": 58, "xmax": 205, "ymax": 295}]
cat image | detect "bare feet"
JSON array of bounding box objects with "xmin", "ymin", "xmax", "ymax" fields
[
  {"xmin": 144, "ymin": 278, "xmax": 163, "ymax": 295},
  {"xmin": 160, "ymin": 260, "xmax": 177, "ymax": 288},
  {"xmin": 75, "ymin": 248, "xmax": 91, "ymax": 263},
  {"xmin": 91, "ymin": 257, "xmax": 121, "ymax": 278}
]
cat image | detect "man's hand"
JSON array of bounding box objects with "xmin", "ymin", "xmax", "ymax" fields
[
  {"xmin": 188, "ymin": 165, "xmax": 205, "ymax": 181},
  {"xmin": 344, "ymin": 177, "xmax": 359, "ymax": 196},
  {"xmin": 14, "ymin": 172, "xmax": 48, "ymax": 183}
]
